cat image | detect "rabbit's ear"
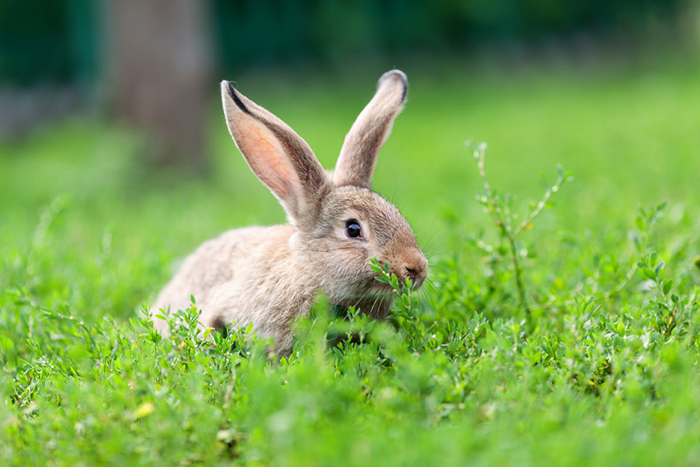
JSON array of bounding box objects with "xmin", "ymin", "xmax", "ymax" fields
[
  {"xmin": 222, "ymin": 81, "xmax": 327, "ymax": 223},
  {"xmin": 333, "ymin": 70, "xmax": 407, "ymax": 188}
]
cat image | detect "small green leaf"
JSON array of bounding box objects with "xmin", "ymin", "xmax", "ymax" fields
[
  {"xmin": 631, "ymin": 233, "xmax": 642, "ymax": 249},
  {"xmin": 642, "ymin": 268, "xmax": 656, "ymax": 281},
  {"xmin": 654, "ymin": 261, "xmax": 665, "ymax": 275},
  {"xmin": 662, "ymin": 280, "xmax": 673, "ymax": 295}
]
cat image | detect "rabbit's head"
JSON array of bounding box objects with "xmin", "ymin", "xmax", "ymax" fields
[{"xmin": 221, "ymin": 70, "xmax": 427, "ymax": 311}]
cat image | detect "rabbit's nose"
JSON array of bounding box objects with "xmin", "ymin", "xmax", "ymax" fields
[
  {"xmin": 403, "ymin": 254, "xmax": 428, "ymax": 286},
  {"xmin": 404, "ymin": 266, "xmax": 420, "ymax": 281}
]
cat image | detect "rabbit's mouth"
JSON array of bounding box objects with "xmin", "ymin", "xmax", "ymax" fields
[
  {"xmin": 367, "ymin": 279, "xmax": 424, "ymax": 297},
  {"xmin": 331, "ymin": 271, "xmax": 424, "ymax": 308},
  {"xmin": 369, "ymin": 274, "xmax": 426, "ymax": 293}
]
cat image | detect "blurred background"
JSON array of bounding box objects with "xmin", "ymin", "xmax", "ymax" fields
[{"xmin": 1, "ymin": 0, "xmax": 698, "ymax": 169}]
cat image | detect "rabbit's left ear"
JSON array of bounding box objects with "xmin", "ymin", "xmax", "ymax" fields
[
  {"xmin": 221, "ymin": 81, "xmax": 327, "ymax": 224},
  {"xmin": 333, "ymin": 70, "xmax": 407, "ymax": 189}
]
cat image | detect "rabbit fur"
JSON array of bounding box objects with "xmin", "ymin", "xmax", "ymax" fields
[{"xmin": 153, "ymin": 70, "xmax": 428, "ymax": 355}]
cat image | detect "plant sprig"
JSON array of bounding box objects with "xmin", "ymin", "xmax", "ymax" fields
[{"xmin": 469, "ymin": 141, "xmax": 573, "ymax": 326}]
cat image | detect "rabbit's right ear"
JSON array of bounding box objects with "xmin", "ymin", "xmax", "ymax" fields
[
  {"xmin": 221, "ymin": 81, "xmax": 327, "ymax": 224},
  {"xmin": 333, "ymin": 70, "xmax": 407, "ymax": 189}
]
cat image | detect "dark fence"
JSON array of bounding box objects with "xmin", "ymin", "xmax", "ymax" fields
[
  {"xmin": 0, "ymin": 0, "xmax": 686, "ymax": 86},
  {"xmin": 0, "ymin": 0, "xmax": 99, "ymax": 85},
  {"xmin": 212, "ymin": 0, "xmax": 683, "ymax": 68}
]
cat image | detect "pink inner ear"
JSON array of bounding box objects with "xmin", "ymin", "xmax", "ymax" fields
[{"xmin": 233, "ymin": 115, "xmax": 300, "ymax": 201}]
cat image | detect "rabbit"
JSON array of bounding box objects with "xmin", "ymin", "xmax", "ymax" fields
[{"xmin": 152, "ymin": 70, "xmax": 428, "ymax": 356}]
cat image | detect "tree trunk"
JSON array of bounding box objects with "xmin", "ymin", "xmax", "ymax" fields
[{"xmin": 108, "ymin": 0, "xmax": 211, "ymax": 173}]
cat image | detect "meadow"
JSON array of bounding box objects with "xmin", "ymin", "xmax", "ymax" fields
[{"xmin": 1, "ymin": 55, "xmax": 700, "ymax": 465}]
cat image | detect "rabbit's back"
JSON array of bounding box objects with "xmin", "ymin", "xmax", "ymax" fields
[{"xmin": 153, "ymin": 225, "xmax": 303, "ymax": 337}]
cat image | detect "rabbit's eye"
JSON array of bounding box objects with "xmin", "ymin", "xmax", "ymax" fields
[{"xmin": 345, "ymin": 220, "xmax": 362, "ymax": 238}]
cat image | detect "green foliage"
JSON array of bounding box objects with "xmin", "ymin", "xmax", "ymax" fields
[{"xmin": 2, "ymin": 61, "xmax": 700, "ymax": 465}]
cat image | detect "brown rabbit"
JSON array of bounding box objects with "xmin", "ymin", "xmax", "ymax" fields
[{"xmin": 153, "ymin": 70, "xmax": 427, "ymax": 355}]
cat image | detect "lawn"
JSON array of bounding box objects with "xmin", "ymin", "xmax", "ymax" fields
[{"xmin": 1, "ymin": 55, "xmax": 700, "ymax": 465}]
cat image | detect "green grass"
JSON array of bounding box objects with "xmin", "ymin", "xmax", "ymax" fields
[{"xmin": 1, "ymin": 56, "xmax": 700, "ymax": 465}]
